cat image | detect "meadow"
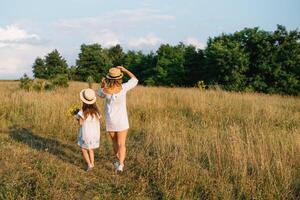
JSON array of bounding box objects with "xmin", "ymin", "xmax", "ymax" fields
[{"xmin": 0, "ymin": 81, "xmax": 299, "ymax": 200}]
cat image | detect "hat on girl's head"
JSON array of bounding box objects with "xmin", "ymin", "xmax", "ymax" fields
[
  {"xmin": 106, "ymin": 67, "xmax": 123, "ymax": 79},
  {"xmin": 80, "ymin": 88, "xmax": 96, "ymax": 104}
]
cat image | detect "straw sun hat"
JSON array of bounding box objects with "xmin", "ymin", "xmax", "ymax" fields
[
  {"xmin": 106, "ymin": 67, "xmax": 123, "ymax": 79},
  {"xmin": 80, "ymin": 88, "xmax": 96, "ymax": 104}
]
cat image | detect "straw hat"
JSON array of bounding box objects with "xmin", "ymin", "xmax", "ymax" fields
[
  {"xmin": 106, "ymin": 67, "xmax": 123, "ymax": 79},
  {"xmin": 80, "ymin": 88, "xmax": 96, "ymax": 104}
]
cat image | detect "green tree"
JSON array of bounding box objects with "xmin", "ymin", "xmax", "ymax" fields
[
  {"xmin": 271, "ymin": 25, "xmax": 300, "ymax": 95},
  {"xmin": 32, "ymin": 57, "xmax": 47, "ymax": 79},
  {"xmin": 67, "ymin": 65, "xmax": 79, "ymax": 80},
  {"xmin": 184, "ymin": 45, "xmax": 205, "ymax": 86},
  {"xmin": 204, "ymin": 25, "xmax": 300, "ymax": 95},
  {"xmin": 205, "ymin": 35, "xmax": 249, "ymax": 91},
  {"xmin": 45, "ymin": 49, "xmax": 68, "ymax": 78},
  {"xmin": 108, "ymin": 44, "xmax": 125, "ymax": 66},
  {"xmin": 155, "ymin": 43, "xmax": 186, "ymax": 86},
  {"xmin": 76, "ymin": 44, "xmax": 112, "ymax": 82},
  {"xmin": 124, "ymin": 50, "xmax": 157, "ymax": 85}
]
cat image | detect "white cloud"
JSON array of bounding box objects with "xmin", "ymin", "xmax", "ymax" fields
[
  {"xmin": 88, "ymin": 29, "xmax": 120, "ymax": 47},
  {"xmin": 0, "ymin": 24, "xmax": 41, "ymax": 47},
  {"xmin": 128, "ymin": 34, "xmax": 163, "ymax": 48},
  {"xmin": 184, "ymin": 37, "xmax": 206, "ymax": 49},
  {"xmin": 0, "ymin": 25, "xmax": 51, "ymax": 79},
  {"xmin": 56, "ymin": 8, "xmax": 175, "ymax": 30},
  {"xmin": 55, "ymin": 8, "xmax": 174, "ymax": 49}
]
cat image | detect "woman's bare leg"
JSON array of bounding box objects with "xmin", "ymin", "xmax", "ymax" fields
[
  {"xmin": 81, "ymin": 148, "xmax": 92, "ymax": 166},
  {"xmin": 117, "ymin": 130, "xmax": 128, "ymax": 166},
  {"xmin": 88, "ymin": 149, "xmax": 94, "ymax": 167},
  {"xmin": 109, "ymin": 132, "xmax": 119, "ymax": 159}
]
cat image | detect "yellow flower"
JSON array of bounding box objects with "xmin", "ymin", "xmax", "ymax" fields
[{"xmin": 65, "ymin": 104, "xmax": 80, "ymax": 117}]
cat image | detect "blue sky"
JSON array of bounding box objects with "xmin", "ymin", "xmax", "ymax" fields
[{"xmin": 0, "ymin": 0, "xmax": 299, "ymax": 79}]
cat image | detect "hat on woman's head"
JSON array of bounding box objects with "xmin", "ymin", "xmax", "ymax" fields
[
  {"xmin": 80, "ymin": 88, "xmax": 97, "ymax": 104},
  {"xmin": 106, "ymin": 67, "xmax": 123, "ymax": 79}
]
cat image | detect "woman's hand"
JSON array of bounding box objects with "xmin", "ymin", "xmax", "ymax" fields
[
  {"xmin": 116, "ymin": 66, "xmax": 127, "ymax": 72},
  {"xmin": 100, "ymin": 77, "xmax": 106, "ymax": 88},
  {"xmin": 116, "ymin": 66, "xmax": 137, "ymax": 79}
]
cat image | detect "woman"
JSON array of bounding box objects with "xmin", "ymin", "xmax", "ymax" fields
[{"xmin": 98, "ymin": 66, "xmax": 138, "ymax": 173}]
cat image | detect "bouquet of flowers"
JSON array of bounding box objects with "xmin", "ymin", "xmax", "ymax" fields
[{"xmin": 66, "ymin": 104, "xmax": 80, "ymax": 117}]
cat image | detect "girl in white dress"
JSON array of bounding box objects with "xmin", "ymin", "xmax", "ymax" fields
[
  {"xmin": 98, "ymin": 66, "xmax": 138, "ymax": 172},
  {"xmin": 77, "ymin": 88, "xmax": 101, "ymax": 171}
]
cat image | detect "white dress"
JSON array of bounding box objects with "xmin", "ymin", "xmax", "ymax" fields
[
  {"xmin": 98, "ymin": 77, "xmax": 138, "ymax": 132},
  {"xmin": 76, "ymin": 110, "xmax": 101, "ymax": 149}
]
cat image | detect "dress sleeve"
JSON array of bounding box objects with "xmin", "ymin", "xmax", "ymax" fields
[
  {"xmin": 98, "ymin": 88, "xmax": 106, "ymax": 98},
  {"xmin": 122, "ymin": 78, "xmax": 138, "ymax": 92},
  {"xmin": 76, "ymin": 110, "xmax": 84, "ymax": 119}
]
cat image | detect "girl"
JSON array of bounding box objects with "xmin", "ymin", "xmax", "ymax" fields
[
  {"xmin": 77, "ymin": 88, "xmax": 101, "ymax": 171},
  {"xmin": 98, "ymin": 66, "xmax": 138, "ymax": 173}
]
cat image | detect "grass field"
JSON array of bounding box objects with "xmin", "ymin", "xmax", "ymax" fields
[{"xmin": 0, "ymin": 81, "xmax": 299, "ymax": 200}]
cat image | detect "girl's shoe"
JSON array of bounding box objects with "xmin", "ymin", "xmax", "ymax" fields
[
  {"xmin": 114, "ymin": 161, "xmax": 120, "ymax": 169},
  {"xmin": 116, "ymin": 164, "xmax": 124, "ymax": 173}
]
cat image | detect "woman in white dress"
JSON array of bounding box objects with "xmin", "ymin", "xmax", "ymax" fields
[{"xmin": 98, "ymin": 66, "xmax": 138, "ymax": 172}]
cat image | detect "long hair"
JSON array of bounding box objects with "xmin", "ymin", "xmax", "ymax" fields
[
  {"xmin": 105, "ymin": 78, "xmax": 122, "ymax": 89},
  {"xmin": 82, "ymin": 103, "xmax": 100, "ymax": 119}
]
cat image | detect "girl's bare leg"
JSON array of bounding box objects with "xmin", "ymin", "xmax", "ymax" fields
[
  {"xmin": 109, "ymin": 132, "xmax": 119, "ymax": 159},
  {"xmin": 81, "ymin": 148, "xmax": 92, "ymax": 166},
  {"xmin": 117, "ymin": 130, "xmax": 128, "ymax": 166},
  {"xmin": 88, "ymin": 149, "xmax": 94, "ymax": 167}
]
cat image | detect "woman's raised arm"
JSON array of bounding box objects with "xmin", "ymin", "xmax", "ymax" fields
[{"xmin": 116, "ymin": 66, "xmax": 137, "ymax": 79}]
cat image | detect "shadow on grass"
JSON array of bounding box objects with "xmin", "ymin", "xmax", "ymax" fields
[{"xmin": 9, "ymin": 125, "xmax": 82, "ymax": 167}]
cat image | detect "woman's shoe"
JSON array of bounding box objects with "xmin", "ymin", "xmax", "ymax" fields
[
  {"xmin": 116, "ymin": 164, "xmax": 124, "ymax": 173},
  {"xmin": 114, "ymin": 161, "xmax": 120, "ymax": 169},
  {"xmin": 86, "ymin": 165, "xmax": 94, "ymax": 171}
]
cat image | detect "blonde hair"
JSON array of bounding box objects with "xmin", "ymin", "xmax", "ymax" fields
[{"xmin": 105, "ymin": 78, "xmax": 122, "ymax": 89}]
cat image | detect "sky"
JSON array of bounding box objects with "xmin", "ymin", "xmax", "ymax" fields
[{"xmin": 0, "ymin": 0, "xmax": 299, "ymax": 79}]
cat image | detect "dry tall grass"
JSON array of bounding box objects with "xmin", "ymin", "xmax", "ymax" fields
[{"xmin": 0, "ymin": 81, "xmax": 299, "ymax": 199}]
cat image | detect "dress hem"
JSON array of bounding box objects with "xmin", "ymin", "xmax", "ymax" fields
[
  {"xmin": 77, "ymin": 143, "xmax": 100, "ymax": 149},
  {"xmin": 106, "ymin": 128, "xmax": 129, "ymax": 132}
]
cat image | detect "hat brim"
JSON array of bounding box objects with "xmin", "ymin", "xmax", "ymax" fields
[
  {"xmin": 80, "ymin": 89, "xmax": 97, "ymax": 105},
  {"xmin": 106, "ymin": 73, "xmax": 123, "ymax": 80}
]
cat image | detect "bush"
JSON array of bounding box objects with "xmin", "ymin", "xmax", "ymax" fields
[
  {"xmin": 32, "ymin": 79, "xmax": 47, "ymax": 91},
  {"xmin": 208, "ymin": 84, "xmax": 223, "ymax": 91},
  {"xmin": 195, "ymin": 80, "xmax": 206, "ymax": 90},
  {"xmin": 44, "ymin": 82, "xmax": 55, "ymax": 90},
  {"xmin": 86, "ymin": 76, "xmax": 94, "ymax": 88},
  {"xmin": 19, "ymin": 74, "xmax": 33, "ymax": 91},
  {"xmin": 19, "ymin": 74, "xmax": 69, "ymax": 92},
  {"xmin": 51, "ymin": 74, "xmax": 69, "ymax": 88}
]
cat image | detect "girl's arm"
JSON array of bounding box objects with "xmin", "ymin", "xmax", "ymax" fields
[
  {"xmin": 116, "ymin": 66, "xmax": 137, "ymax": 79},
  {"xmin": 76, "ymin": 109, "xmax": 84, "ymax": 125},
  {"xmin": 78, "ymin": 117, "xmax": 83, "ymax": 126}
]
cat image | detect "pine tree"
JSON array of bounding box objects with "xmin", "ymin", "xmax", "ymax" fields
[
  {"xmin": 45, "ymin": 49, "xmax": 68, "ymax": 78},
  {"xmin": 32, "ymin": 57, "xmax": 47, "ymax": 79}
]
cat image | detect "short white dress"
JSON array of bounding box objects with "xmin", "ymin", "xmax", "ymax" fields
[
  {"xmin": 76, "ymin": 110, "xmax": 100, "ymax": 149},
  {"xmin": 98, "ymin": 77, "xmax": 138, "ymax": 132}
]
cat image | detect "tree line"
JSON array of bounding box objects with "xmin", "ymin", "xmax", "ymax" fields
[{"xmin": 32, "ymin": 25, "xmax": 300, "ymax": 95}]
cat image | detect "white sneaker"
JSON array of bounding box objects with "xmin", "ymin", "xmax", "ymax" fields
[
  {"xmin": 114, "ymin": 161, "xmax": 120, "ymax": 169},
  {"xmin": 116, "ymin": 164, "xmax": 124, "ymax": 173}
]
